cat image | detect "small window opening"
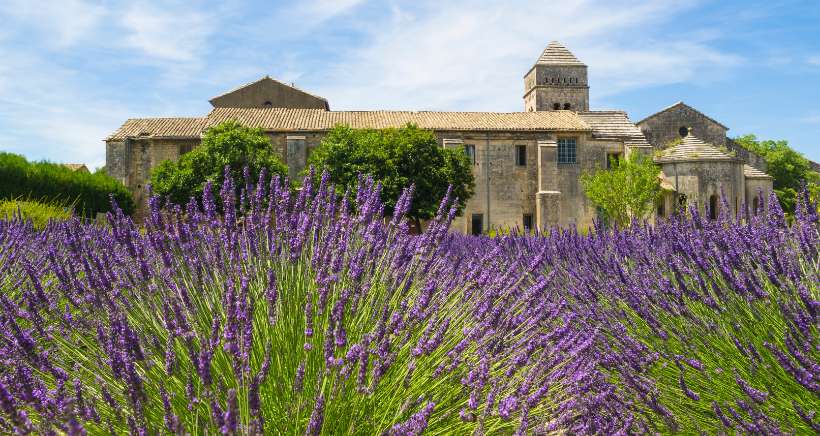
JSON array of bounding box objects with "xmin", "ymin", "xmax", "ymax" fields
[
  {"xmin": 471, "ymin": 214, "xmax": 484, "ymax": 235},
  {"xmin": 752, "ymin": 197, "xmax": 760, "ymax": 216},
  {"xmin": 464, "ymin": 144, "xmax": 476, "ymax": 165},
  {"xmin": 263, "ymin": 101, "xmax": 273, "ymax": 107},
  {"xmin": 523, "ymin": 214, "xmax": 533, "ymax": 232},
  {"xmin": 553, "ymin": 103, "xmax": 561, "ymax": 110},
  {"xmin": 678, "ymin": 194, "xmax": 688, "ymax": 211},
  {"xmin": 563, "ymin": 103, "xmax": 571, "ymax": 110},
  {"xmin": 606, "ymin": 152, "xmax": 621, "ymax": 170},
  {"xmin": 679, "ymin": 126, "xmax": 689, "ymax": 137},
  {"xmin": 709, "ymin": 194, "xmax": 719, "ymax": 220},
  {"xmin": 515, "ymin": 144, "xmax": 527, "ymax": 166}
]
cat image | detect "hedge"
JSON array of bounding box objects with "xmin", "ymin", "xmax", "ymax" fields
[{"xmin": 0, "ymin": 152, "xmax": 134, "ymax": 216}]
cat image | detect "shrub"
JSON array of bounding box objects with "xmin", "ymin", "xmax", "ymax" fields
[
  {"xmin": 0, "ymin": 199, "xmax": 72, "ymax": 229},
  {"xmin": 150, "ymin": 120, "xmax": 287, "ymax": 206},
  {"xmin": 0, "ymin": 152, "xmax": 133, "ymax": 216}
]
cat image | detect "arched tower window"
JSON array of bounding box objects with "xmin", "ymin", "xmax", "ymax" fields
[
  {"xmin": 679, "ymin": 126, "xmax": 689, "ymax": 137},
  {"xmin": 563, "ymin": 103, "xmax": 571, "ymax": 110},
  {"xmin": 553, "ymin": 103, "xmax": 561, "ymax": 110},
  {"xmin": 709, "ymin": 194, "xmax": 719, "ymax": 220},
  {"xmin": 752, "ymin": 197, "xmax": 760, "ymax": 216}
]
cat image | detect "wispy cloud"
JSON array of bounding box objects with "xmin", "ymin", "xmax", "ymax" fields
[
  {"xmin": 120, "ymin": 3, "xmax": 214, "ymax": 63},
  {"xmin": 313, "ymin": 0, "xmax": 741, "ymax": 111},
  {"xmin": 0, "ymin": 0, "xmax": 106, "ymax": 48},
  {"xmin": 799, "ymin": 114, "xmax": 820, "ymax": 125},
  {"xmin": 808, "ymin": 55, "xmax": 820, "ymax": 67}
]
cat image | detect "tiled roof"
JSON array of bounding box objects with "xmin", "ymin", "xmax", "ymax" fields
[
  {"xmin": 106, "ymin": 118, "xmax": 208, "ymax": 140},
  {"xmin": 205, "ymin": 108, "xmax": 591, "ymax": 132},
  {"xmin": 636, "ymin": 101, "xmax": 729, "ymax": 130},
  {"xmin": 744, "ymin": 164, "xmax": 771, "ymax": 179},
  {"xmin": 654, "ymin": 134, "xmax": 738, "ymax": 163},
  {"xmin": 535, "ymin": 41, "xmax": 585, "ymax": 66},
  {"xmin": 578, "ymin": 111, "xmax": 651, "ymax": 147}
]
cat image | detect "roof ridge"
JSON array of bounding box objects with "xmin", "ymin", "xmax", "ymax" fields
[
  {"xmin": 534, "ymin": 41, "xmax": 585, "ymax": 66},
  {"xmin": 636, "ymin": 101, "xmax": 729, "ymax": 129}
]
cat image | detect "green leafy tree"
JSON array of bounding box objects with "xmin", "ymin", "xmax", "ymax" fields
[
  {"xmin": 307, "ymin": 124, "xmax": 475, "ymax": 226},
  {"xmin": 732, "ymin": 134, "xmax": 820, "ymax": 213},
  {"xmin": 581, "ymin": 153, "xmax": 662, "ymax": 227},
  {"xmin": 151, "ymin": 121, "xmax": 287, "ymax": 205}
]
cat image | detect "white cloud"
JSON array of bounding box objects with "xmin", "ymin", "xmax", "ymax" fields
[
  {"xmin": 297, "ymin": 0, "xmax": 368, "ymax": 24},
  {"xmin": 311, "ymin": 0, "xmax": 742, "ymax": 111},
  {"xmin": 120, "ymin": 3, "xmax": 213, "ymax": 62},
  {"xmin": 799, "ymin": 114, "xmax": 820, "ymax": 125},
  {"xmin": 0, "ymin": 0, "xmax": 105, "ymax": 47},
  {"xmin": 808, "ymin": 56, "xmax": 820, "ymax": 67}
]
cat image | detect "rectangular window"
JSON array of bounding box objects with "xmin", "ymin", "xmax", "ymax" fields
[
  {"xmin": 471, "ymin": 214, "xmax": 483, "ymax": 236},
  {"xmin": 522, "ymin": 214, "xmax": 533, "ymax": 232},
  {"xmin": 464, "ymin": 144, "xmax": 476, "ymax": 165},
  {"xmin": 557, "ymin": 138, "xmax": 577, "ymax": 164},
  {"xmin": 606, "ymin": 152, "xmax": 621, "ymax": 169},
  {"xmin": 515, "ymin": 144, "xmax": 527, "ymax": 166},
  {"xmin": 179, "ymin": 144, "xmax": 194, "ymax": 156}
]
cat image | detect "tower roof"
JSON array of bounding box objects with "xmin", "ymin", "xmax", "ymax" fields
[
  {"xmin": 535, "ymin": 41, "xmax": 585, "ymax": 66},
  {"xmin": 654, "ymin": 133, "xmax": 737, "ymax": 163}
]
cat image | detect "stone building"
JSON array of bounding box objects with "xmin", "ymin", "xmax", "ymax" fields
[{"xmin": 106, "ymin": 42, "xmax": 773, "ymax": 232}]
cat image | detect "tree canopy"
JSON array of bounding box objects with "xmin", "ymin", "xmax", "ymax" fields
[
  {"xmin": 732, "ymin": 134, "xmax": 820, "ymax": 213},
  {"xmin": 581, "ymin": 153, "xmax": 662, "ymax": 227},
  {"xmin": 307, "ymin": 124, "xmax": 475, "ymax": 223},
  {"xmin": 151, "ymin": 121, "xmax": 287, "ymax": 206}
]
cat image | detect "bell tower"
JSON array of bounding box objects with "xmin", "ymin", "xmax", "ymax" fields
[{"xmin": 524, "ymin": 41, "xmax": 589, "ymax": 112}]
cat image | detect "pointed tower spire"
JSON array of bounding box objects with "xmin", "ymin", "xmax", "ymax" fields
[
  {"xmin": 524, "ymin": 41, "xmax": 589, "ymax": 112},
  {"xmin": 535, "ymin": 41, "xmax": 585, "ymax": 66}
]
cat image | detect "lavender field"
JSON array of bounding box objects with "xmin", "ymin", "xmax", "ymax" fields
[{"xmin": 0, "ymin": 168, "xmax": 817, "ymax": 435}]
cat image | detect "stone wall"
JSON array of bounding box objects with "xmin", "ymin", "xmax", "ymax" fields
[
  {"xmin": 658, "ymin": 160, "xmax": 746, "ymax": 217},
  {"xmin": 523, "ymin": 64, "xmax": 589, "ymax": 112},
  {"xmin": 210, "ymin": 79, "xmax": 328, "ymax": 109},
  {"xmin": 638, "ymin": 105, "xmax": 728, "ymax": 149}
]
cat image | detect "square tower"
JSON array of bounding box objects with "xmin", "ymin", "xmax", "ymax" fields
[{"xmin": 524, "ymin": 42, "xmax": 589, "ymax": 112}]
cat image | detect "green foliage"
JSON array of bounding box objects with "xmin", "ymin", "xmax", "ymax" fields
[
  {"xmin": 307, "ymin": 124, "xmax": 475, "ymax": 221},
  {"xmin": 151, "ymin": 121, "xmax": 287, "ymax": 205},
  {"xmin": 581, "ymin": 153, "xmax": 662, "ymax": 227},
  {"xmin": 732, "ymin": 134, "xmax": 820, "ymax": 213},
  {"xmin": 0, "ymin": 152, "xmax": 133, "ymax": 216},
  {"xmin": 0, "ymin": 199, "xmax": 73, "ymax": 228}
]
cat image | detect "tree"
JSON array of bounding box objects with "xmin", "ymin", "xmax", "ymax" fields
[
  {"xmin": 307, "ymin": 124, "xmax": 475, "ymax": 225},
  {"xmin": 151, "ymin": 121, "xmax": 287, "ymax": 206},
  {"xmin": 732, "ymin": 134, "xmax": 820, "ymax": 213},
  {"xmin": 581, "ymin": 153, "xmax": 661, "ymax": 227}
]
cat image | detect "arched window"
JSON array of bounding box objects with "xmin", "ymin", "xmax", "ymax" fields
[
  {"xmin": 563, "ymin": 103, "xmax": 571, "ymax": 110},
  {"xmin": 679, "ymin": 126, "xmax": 689, "ymax": 137},
  {"xmin": 709, "ymin": 194, "xmax": 719, "ymax": 220},
  {"xmin": 752, "ymin": 197, "xmax": 760, "ymax": 215},
  {"xmin": 678, "ymin": 194, "xmax": 688, "ymax": 211},
  {"xmin": 553, "ymin": 103, "xmax": 561, "ymax": 110}
]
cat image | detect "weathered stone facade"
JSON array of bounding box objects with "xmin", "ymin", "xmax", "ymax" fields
[{"xmin": 106, "ymin": 41, "xmax": 773, "ymax": 230}]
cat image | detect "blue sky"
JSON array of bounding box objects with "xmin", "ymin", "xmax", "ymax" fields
[{"xmin": 0, "ymin": 0, "xmax": 818, "ymax": 169}]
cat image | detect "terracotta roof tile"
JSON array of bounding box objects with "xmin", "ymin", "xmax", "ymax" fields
[
  {"xmin": 106, "ymin": 118, "xmax": 208, "ymax": 141},
  {"xmin": 654, "ymin": 134, "xmax": 737, "ymax": 163},
  {"xmin": 535, "ymin": 41, "xmax": 585, "ymax": 66},
  {"xmin": 205, "ymin": 108, "xmax": 591, "ymax": 132},
  {"xmin": 743, "ymin": 164, "xmax": 772, "ymax": 179},
  {"xmin": 578, "ymin": 111, "xmax": 650, "ymax": 147}
]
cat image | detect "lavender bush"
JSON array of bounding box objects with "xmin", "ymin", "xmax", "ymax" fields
[{"xmin": 0, "ymin": 166, "xmax": 817, "ymax": 434}]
